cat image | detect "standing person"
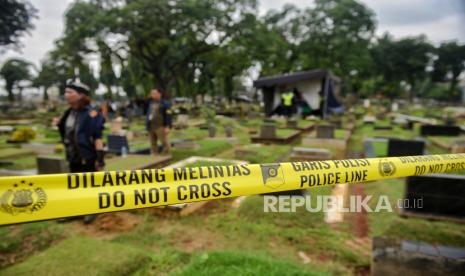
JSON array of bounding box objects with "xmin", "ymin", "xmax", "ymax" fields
[
  {"xmin": 146, "ymin": 88, "xmax": 172, "ymax": 155},
  {"xmin": 281, "ymin": 88, "xmax": 295, "ymax": 117},
  {"xmin": 57, "ymin": 80, "xmax": 105, "ymax": 224}
]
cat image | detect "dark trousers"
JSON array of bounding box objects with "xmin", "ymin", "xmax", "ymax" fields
[
  {"xmin": 69, "ymin": 160, "xmax": 96, "ymax": 173},
  {"xmin": 283, "ymin": 106, "xmax": 293, "ymax": 117},
  {"xmin": 64, "ymin": 160, "xmax": 98, "ymax": 224}
]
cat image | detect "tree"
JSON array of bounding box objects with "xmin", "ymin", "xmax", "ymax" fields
[
  {"xmin": 0, "ymin": 0, "xmax": 37, "ymax": 49},
  {"xmin": 33, "ymin": 61, "xmax": 57, "ymax": 101},
  {"xmin": 431, "ymin": 41, "xmax": 465, "ymax": 100},
  {"xmin": 248, "ymin": 0, "xmax": 376, "ymax": 95},
  {"xmin": 371, "ymin": 34, "xmax": 434, "ymax": 100},
  {"xmin": 118, "ymin": 0, "xmax": 258, "ymax": 94},
  {"xmin": 97, "ymin": 40, "xmax": 118, "ymax": 98},
  {"xmin": 297, "ymin": 0, "xmax": 376, "ymax": 94},
  {"xmin": 0, "ymin": 58, "xmax": 32, "ymax": 101},
  {"xmin": 251, "ymin": 4, "xmax": 301, "ymax": 76}
]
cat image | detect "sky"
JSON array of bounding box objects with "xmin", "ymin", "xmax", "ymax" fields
[{"xmin": 1, "ymin": 0, "xmax": 465, "ymax": 69}]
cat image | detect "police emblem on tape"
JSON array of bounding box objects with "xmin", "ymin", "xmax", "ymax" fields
[
  {"xmin": 260, "ymin": 164, "xmax": 285, "ymax": 189},
  {"xmin": 378, "ymin": 159, "xmax": 396, "ymax": 177},
  {"xmin": 0, "ymin": 181, "xmax": 47, "ymax": 215}
]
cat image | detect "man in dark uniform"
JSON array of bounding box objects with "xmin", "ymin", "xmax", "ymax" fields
[
  {"xmin": 57, "ymin": 80, "xmax": 105, "ymax": 224},
  {"xmin": 146, "ymin": 88, "xmax": 172, "ymax": 155}
]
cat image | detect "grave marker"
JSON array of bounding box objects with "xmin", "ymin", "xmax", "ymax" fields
[
  {"xmin": 107, "ymin": 134, "xmax": 130, "ymax": 155},
  {"xmin": 37, "ymin": 156, "xmax": 68, "ymax": 174},
  {"xmin": 316, "ymin": 125, "xmax": 335, "ymax": 139},
  {"xmin": 387, "ymin": 139, "xmax": 424, "ymax": 157}
]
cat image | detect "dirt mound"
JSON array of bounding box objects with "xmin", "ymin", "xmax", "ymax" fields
[{"xmin": 69, "ymin": 212, "xmax": 142, "ymax": 239}]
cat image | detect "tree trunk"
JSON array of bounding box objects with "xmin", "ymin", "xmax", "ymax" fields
[
  {"xmin": 449, "ymin": 79, "xmax": 458, "ymax": 102},
  {"xmin": 43, "ymin": 86, "xmax": 49, "ymax": 102},
  {"xmin": 106, "ymin": 84, "xmax": 113, "ymax": 99},
  {"xmin": 224, "ymin": 76, "xmax": 233, "ymax": 102},
  {"xmin": 7, "ymin": 88, "xmax": 14, "ymax": 102}
]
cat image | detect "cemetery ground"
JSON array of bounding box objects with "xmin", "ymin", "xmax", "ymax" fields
[{"xmin": 1, "ymin": 104, "xmax": 465, "ymax": 275}]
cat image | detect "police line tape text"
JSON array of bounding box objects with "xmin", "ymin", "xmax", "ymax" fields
[{"xmin": 98, "ymin": 182, "xmax": 232, "ymax": 208}]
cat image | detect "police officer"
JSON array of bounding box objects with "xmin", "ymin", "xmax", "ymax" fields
[
  {"xmin": 57, "ymin": 80, "xmax": 105, "ymax": 223},
  {"xmin": 146, "ymin": 88, "xmax": 172, "ymax": 155},
  {"xmin": 281, "ymin": 88, "xmax": 295, "ymax": 117}
]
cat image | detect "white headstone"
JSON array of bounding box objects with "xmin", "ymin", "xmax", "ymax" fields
[{"xmin": 364, "ymin": 99, "xmax": 370, "ymax": 108}]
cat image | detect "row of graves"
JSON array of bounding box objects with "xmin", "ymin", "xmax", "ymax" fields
[
  {"xmin": 359, "ymin": 107, "xmax": 465, "ymax": 275},
  {"xmin": 2, "ymin": 102, "xmax": 465, "ymax": 274}
]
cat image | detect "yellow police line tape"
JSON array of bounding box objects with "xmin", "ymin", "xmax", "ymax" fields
[{"xmin": 1, "ymin": 153, "xmax": 465, "ymax": 225}]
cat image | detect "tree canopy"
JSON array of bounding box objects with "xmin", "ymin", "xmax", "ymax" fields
[
  {"xmin": 1, "ymin": 0, "xmax": 465, "ymax": 102},
  {"xmin": 0, "ymin": 0, "xmax": 37, "ymax": 49}
]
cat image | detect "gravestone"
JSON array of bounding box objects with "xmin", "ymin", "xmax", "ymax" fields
[
  {"xmin": 176, "ymin": 114, "xmax": 189, "ymax": 129},
  {"xmin": 403, "ymin": 174, "xmax": 465, "ymax": 220},
  {"xmin": 291, "ymin": 147, "xmax": 331, "ymax": 161},
  {"xmin": 225, "ymin": 125, "xmax": 233, "ymax": 137},
  {"xmin": 444, "ymin": 117, "xmax": 456, "ymax": 126},
  {"xmin": 363, "ymin": 115, "xmax": 376, "ymax": 124},
  {"xmin": 393, "ymin": 117, "xmax": 408, "ymax": 125},
  {"xmin": 208, "ymin": 123, "xmax": 216, "ymax": 137},
  {"xmin": 110, "ymin": 117, "xmax": 124, "ymax": 134},
  {"xmin": 363, "ymin": 99, "xmax": 370, "ymax": 108},
  {"xmin": 316, "ymin": 125, "xmax": 335, "ymax": 139},
  {"xmin": 260, "ymin": 122, "xmax": 277, "ymax": 138},
  {"xmin": 330, "ymin": 119, "xmax": 342, "ymax": 129},
  {"xmin": 174, "ymin": 140, "xmax": 200, "ymax": 150},
  {"xmin": 387, "ymin": 139, "xmax": 424, "ymax": 157},
  {"xmin": 286, "ymin": 119, "xmax": 298, "ymax": 129},
  {"xmin": 107, "ymin": 134, "xmax": 129, "ymax": 155},
  {"xmin": 372, "ymin": 237, "xmax": 465, "ymax": 276},
  {"xmin": 363, "ymin": 140, "xmax": 375, "ymax": 158},
  {"xmin": 37, "ymin": 156, "xmax": 68, "ymax": 174},
  {"xmin": 420, "ymin": 125, "xmax": 461, "ymax": 136}
]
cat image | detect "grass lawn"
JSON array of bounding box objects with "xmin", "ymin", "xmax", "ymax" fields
[
  {"xmin": 28, "ymin": 124, "xmax": 61, "ymax": 144},
  {"xmin": 0, "ymin": 156, "xmax": 37, "ymax": 170},
  {"xmin": 4, "ymin": 113, "xmax": 465, "ymax": 276},
  {"xmin": 276, "ymin": 128, "xmax": 299, "ymax": 138},
  {"xmin": 372, "ymin": 141, "xmax": 388, "ymax": 157},
  {"xmin": 2, "ymin": 237, "xmax": 150, "ymax": 276},
  {"xmin": 348, "ymin": 122, "xmax": 416, "ymax": 154},
  {"xmin": 172, "ymin": 140, "xmax": 232, "ymax": 161},
  {"xmin": 428, "ymin": 135, "xmax": 464, "ymax": 149},
  {"xmin": 0, "ymin": 221, "xmax": 65, "ymax": 268},
  {"xmin": 0, "ymin": 153, "xmax": 64, "ymax": 171},
  {"xmin": 307, "ymin": 129, "xmax": 347, "ymax": 139},
  {"xmin": 183, "ymin": 160, "xmax": 236, "ymax": 168},
  {"xmin": 176, "ymin": 251, "xmax": 321, "ymax": 276},
  {"xmin": 239, "ymin": 119, "xmax": 263, "ymax": 127},
  {"xmin": 111, "ymin": 187, "xmax": 362, "ymax": 275},
  {"xmin": 298, "ymin": 119, "xmax": 315, "ymax": 128},
  {"xmin": 130, "ymin": 140, "xmax": 151, "ymax": 151},
  {"xmin": 171, "ymin": 127, "xmax": 209, "ymax": 141},
  {"xmin": 234, "ymin": 144, "xmax": 291, "ymax": 164},
  {"xmin": 0, "ymin": 148, "xmax": 35, "ymax": 160},
  {"xmin": 106, "ymin": 155, "xmax": 160, "ymax": 171}
]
